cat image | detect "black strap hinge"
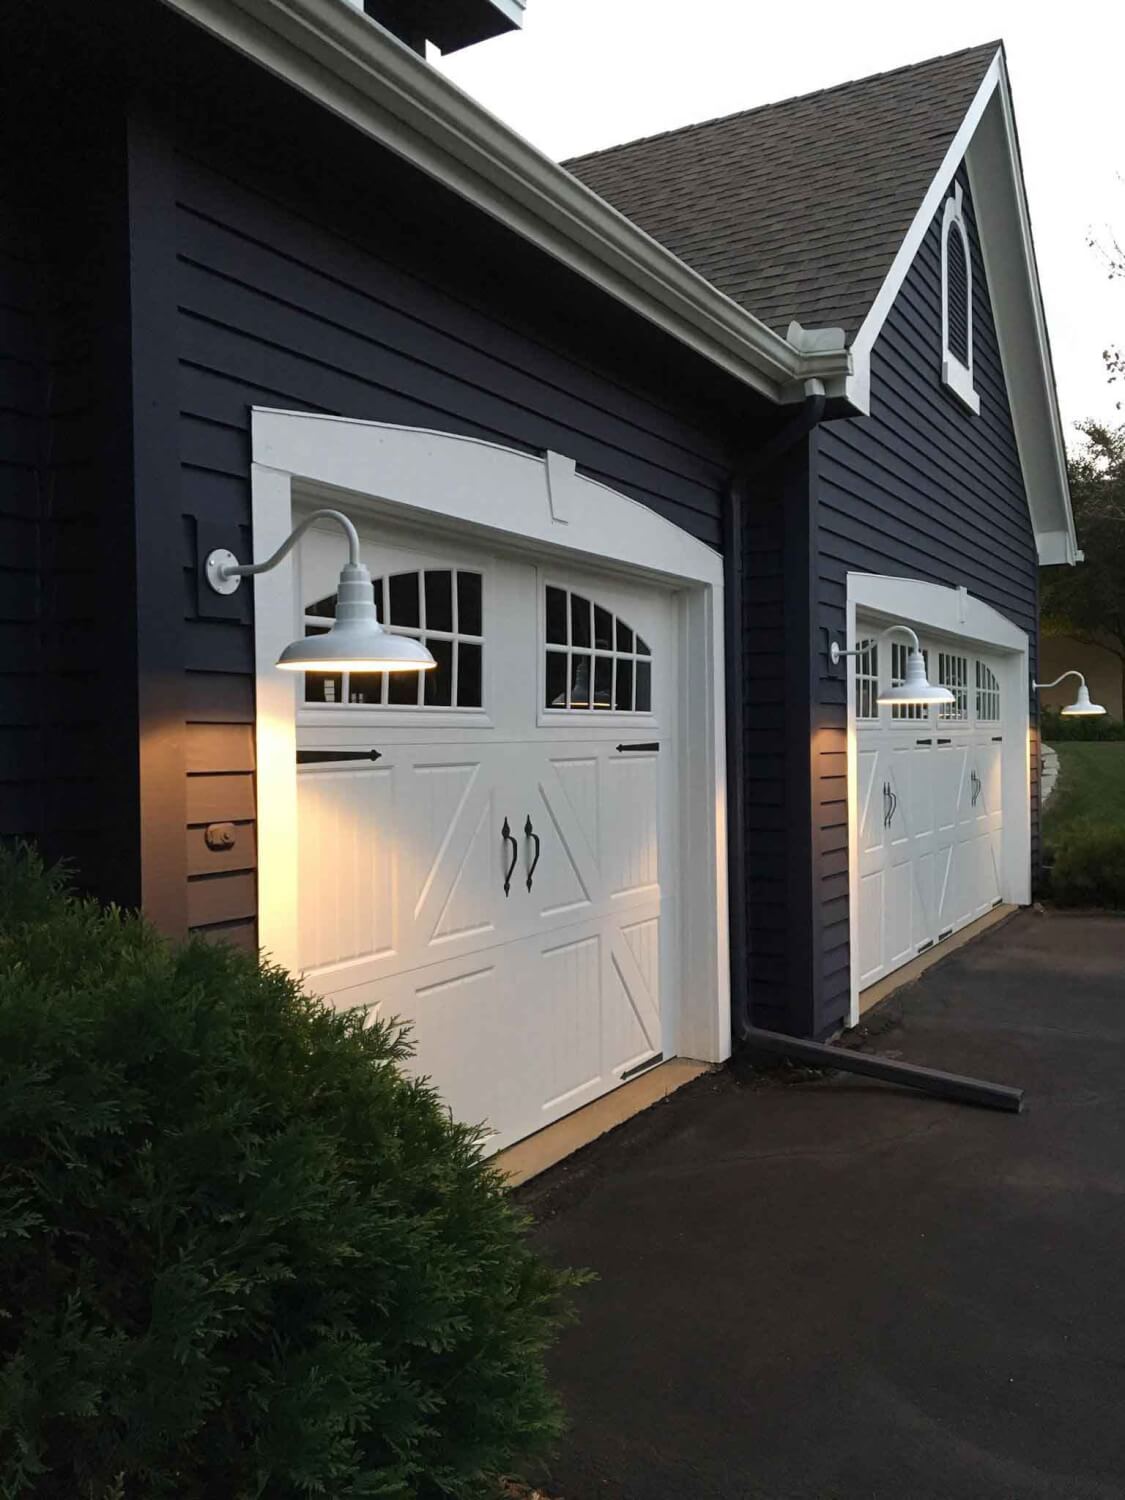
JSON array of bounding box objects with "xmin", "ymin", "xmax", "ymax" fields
[{"xmin": 297, "ymin": 749, "xmax": 382, "ymax": 764}]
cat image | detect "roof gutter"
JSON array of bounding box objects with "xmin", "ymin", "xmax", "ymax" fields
[{"xmin": 156, "ymin": 0, "xmax": 852, "ymax": 406}]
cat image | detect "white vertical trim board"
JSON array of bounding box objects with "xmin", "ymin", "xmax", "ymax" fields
[
  {"xmin": 251, "ymin": 409, "xmax": 731, "ymax": 1067},
  {"xmin": 843, "ymin": 572, "xmax": 1031, "ymax": 1026}
]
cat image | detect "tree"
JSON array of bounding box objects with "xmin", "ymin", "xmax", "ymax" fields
[{"xmin": 1042, "ymin": 422, "xmax": 1125, "ymax": 706}]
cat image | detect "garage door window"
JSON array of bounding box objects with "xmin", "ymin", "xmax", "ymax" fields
[
  {"xmin": 856, "ymin": 639, "xmax": 879, "ymax": 720},
  {"xmin": 544, "ymin": 584, "xmax": 651, "ymax": 712},
  {"xmin": 976, "ymin": 661, "xmax": 1001, "ymax": 722},
  {"xmin": 302, "ymin": 567, "xmax": 484, "ymax": 708},
  {"xmin": 891, "ymin": 642, "xmax": 930, "ymax": 721},
  {"xmin": 937, "ymin": 652, "xmax": 969, "ymax": 722}
]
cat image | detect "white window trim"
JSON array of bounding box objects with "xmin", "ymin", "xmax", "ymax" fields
[
  {"xmin": 941, "ymin": 184, "xmax": 980, "ymax": 415},
  {"xmin": 845, "ymin": 574, "xmax": 1031, "ymax": 1026},
  {"xmin": 251, "ymin": 408, "xmax": 730, "ymax": 1067}
]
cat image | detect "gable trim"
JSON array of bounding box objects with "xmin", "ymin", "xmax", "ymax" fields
[
  {"xmin": 157, "ymin": 0, "xmax": 851, "ymax": 405},
  {"xmin": 846, "ymin": 51, "xmax": 1002, "ymax": 412},
  {"xmin": 845, "ymin": 48, "xmax": 1076, "ymax": 565}
]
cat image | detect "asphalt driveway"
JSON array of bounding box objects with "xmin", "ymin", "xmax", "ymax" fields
[{"xmin": 519, "ymin": 909, "xmax": 1125, "ymax": 1500}]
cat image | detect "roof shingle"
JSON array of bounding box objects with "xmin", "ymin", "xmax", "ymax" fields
[{"xmin": 564, "ymin": 42, "xmax": 1000, "ymax": 341}]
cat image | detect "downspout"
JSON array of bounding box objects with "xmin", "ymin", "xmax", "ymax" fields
[{"xmin": 725, "ymin": 380, "xmax": 827, "ymax": 1046}]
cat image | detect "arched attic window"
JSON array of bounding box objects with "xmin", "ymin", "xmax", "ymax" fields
[{"xmin": 941, "ymin": 183, "xmax": 980, "ymax": 414}]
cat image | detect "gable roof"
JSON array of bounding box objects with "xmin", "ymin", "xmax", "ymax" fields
[{"xmin": 565, "ymin": 42, "xmax": 1000, "ymax": 342}]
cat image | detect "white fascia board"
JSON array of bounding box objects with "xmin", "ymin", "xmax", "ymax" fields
[
  {"xmin": 157, "ymin": 0, "xmax": 850, "ymax": 406},
  {"xmin": 846, "ymin": 48, "xmax": 1076, "ymax": 566},
  {"xmin": 966, "ymin": 71, "xmax": 1077, "ymax": 565}
]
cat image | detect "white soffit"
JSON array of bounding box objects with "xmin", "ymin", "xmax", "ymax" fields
[
  {"xmin": 846, "ymin": 49, "xmax": 1076, "ymax": 566},
  {"xmin": 157, "ymin": 0, "xmax": 851, "ymax": 406}
]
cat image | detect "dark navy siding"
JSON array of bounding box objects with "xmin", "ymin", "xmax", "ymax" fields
[
  {"xmin": 0, "ymin": 102, "xmax": 141, "ymax": 905},
  {"xmin": 811, "ymin": 164, "xmax": 1039, "ymax": 1037},
  {"xmin": 126, "ymin": 5, "xmax": 761, "ymax": 944}
]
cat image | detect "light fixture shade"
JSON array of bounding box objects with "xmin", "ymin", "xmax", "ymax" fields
[
  {"xmin": 1060, "ymin": 682, "xmax": 1106, "ymax": 716},
  {"xmin": 876, "ymin": 649, "xmax": 956, "ymax": 707},
  {"xmin": 275, "ymin": 562, "xmax": 435, "ymax": 673}
]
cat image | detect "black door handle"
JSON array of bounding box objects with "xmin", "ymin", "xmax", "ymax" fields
[
  {"xmin": 501, "ymin": 817, "xmax": 518, "ymax": 898},
  {"xmin": 524, "ymin": 814, "xmax": 541, "ymax": 891},
  {"xmin": 888, "ymin": 785, "xmax": 898, "ymax": 826}
]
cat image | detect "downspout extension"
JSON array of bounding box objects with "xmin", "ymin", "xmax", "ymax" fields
[{"xmin": 725, "ymin": 379, "xmax": 829, "ymax": 1045}]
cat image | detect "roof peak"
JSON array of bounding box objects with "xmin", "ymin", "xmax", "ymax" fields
[{"xmin": 563, "ymin": 39, "xmax": 1002, "ymax": 168}]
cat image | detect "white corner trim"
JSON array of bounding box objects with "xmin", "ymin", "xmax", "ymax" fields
[
  {"xmin": 251, "ymin": 409, "xmax": 731, "ymax": 1066},
  {"xmin": 156, "ymin": 0, "xmax": 850, "ymax": 407},
  {"xmin": 843, "ymin": 572, "xmax": 1031, "ymax": 1027}
]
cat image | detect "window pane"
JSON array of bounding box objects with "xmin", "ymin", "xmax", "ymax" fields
[
  {"xmin": 388, "ymin": 667, "xmax": 420, "ymax": 705},
  {"xmin": 614, "ymin": 658, "xmax": 634, "ymax": 711},
  {"xmin": 545, "ymin": 586, "xmax": 567, "ymax": 645},
  {"xmin": 372, "ymin": 577, "xmax": 383, "ymax": 623},
  {"xmin": 424, "ymin": 638, "xmax": 453, "ymax": 706},
  {"xmin": 616, "ymin": 619, "xmax": 634, "ymax": 653},
  {"xmin": 348, "ymin": 672, "xmax": 383, "ymax": 705},
  {"xmin": 635, "ymin": 660, "xmax": 652, "ymax": 712},
  {"xmin": 594, "ymin": 604, "xmax": 613, "ymax": 651},
  {"xmin": 425, "ymin": 570, "xmax": 453, "ymax": 633},
  {"xmin": 545, "ymin": 649, "xmax": 567, "ymax": 709},
  {"xmin": 305, "ymin": 673, "xmax": 342, "ymax": 704},
  {"xmin": 306, "ymin": 593, "xmax": 337, "ymax": 619},
  {"xmin": 458, "ymin": 643, "xmax": 482, "ymax": 708},
  {"xmin": 593, "ymin": 655, "xmax": 612, "ymax": 709},
  {"xmin": 571, "ymin": 594, "xmax": 591, "ymax": 649},
  {"xmin": 570, "ymin": 652, "xmax": 591, "ymax": 708},
  {"xmin": 636, "ymin": 636, "xmax": 650, "ymax": 657},
  {"xmin": 457, "ymin": 571, "xmax": 482, "ymax": 637},
  {"xmin": 389, "ymin": 571, "xmax": 420, "ymax": 629}
]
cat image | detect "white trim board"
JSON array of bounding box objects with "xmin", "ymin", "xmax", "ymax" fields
[
  {"xmin": 845, "ymin": 48, "xmax": 1076, "ymax": 566},
  {"xmin": 843, "ymin": 573, "xmax": 1032, "ymax": 1027},
  {"xmin": 251, "ymin": 409, "xmax": 731, "ymax": 1068},
  {"xmin": 156, "ymin": 0, "xmax": 850, "ymax": 406}
]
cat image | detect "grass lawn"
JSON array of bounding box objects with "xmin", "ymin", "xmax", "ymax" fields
[{"xmin": 1043, "ymin": 741, "xmax": 1125, "ymax": 844}]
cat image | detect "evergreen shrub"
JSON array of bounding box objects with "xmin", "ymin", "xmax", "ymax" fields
[
  {"xmin": 1045, "ymin": 823, "xmax": 1125, "ymax": 909},
  {"xmin": 0, "ymin": 846, "xmax": 578, "ymax": 1498}
]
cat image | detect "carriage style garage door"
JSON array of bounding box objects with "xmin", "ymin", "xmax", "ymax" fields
[
  {"xmin": 293, "ymin": 521, "xmax": 678, "ymax": 1154},
  {"xmin": 855, "ymin": 623, "xmax": 1009, "ymax": 993}
]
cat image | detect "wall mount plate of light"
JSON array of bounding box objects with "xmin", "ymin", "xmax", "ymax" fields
[{"xmin": 204, "ymin": 508, "xmax": 436, "ymax": 674}]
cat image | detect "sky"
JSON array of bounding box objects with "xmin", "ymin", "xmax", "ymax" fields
[{"xmin": 434, "ymin": 0, "xmax": 1124, "ymax": 447}]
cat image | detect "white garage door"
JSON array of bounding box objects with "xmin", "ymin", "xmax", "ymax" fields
[
  {"xmin": 292, "ymin": 521, "xmax": 676, "ymax": 1153},
  {"xmin": 856, "ymin": 627, "xmax": 1006, "ymax": 992}
]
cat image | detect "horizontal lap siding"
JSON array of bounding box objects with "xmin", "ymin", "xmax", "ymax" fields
[
  {"xmin": 0, "ymin": 131, "xmax": 140, "ymax": 902},
  {"xmin": 162, "ymin": 23, "xmax": 740, "ymax": 946},
  {"xmin": 812, "ymin": 165, "xmax": 1038, "ymax": 1036}
]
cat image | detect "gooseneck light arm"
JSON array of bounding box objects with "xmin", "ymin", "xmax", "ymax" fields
[
  {"xmin": 205, "ymin": 509, "xmax": 360, "ymax": 596},
  {"xmin": 1032, "ymin": 670, "xmax": 1084, "ymax": 692},
  {"xmin": 830, "ymin": 623, "xmax": 920, "ymax": 667}
]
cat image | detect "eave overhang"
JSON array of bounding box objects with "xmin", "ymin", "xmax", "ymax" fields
[{"xmin": 157, "ymin": 0, "xmax": 852, "ymax": 407}]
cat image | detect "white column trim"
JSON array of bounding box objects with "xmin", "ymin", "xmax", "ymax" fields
[{"xmin": 250, "ymin": 409, "xmax": 731, "ymax": 1065}]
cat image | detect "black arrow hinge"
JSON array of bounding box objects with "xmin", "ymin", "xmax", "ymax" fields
[{"xmin": 297, "ymin": 749, "xmax": 382, "ymax": 764}]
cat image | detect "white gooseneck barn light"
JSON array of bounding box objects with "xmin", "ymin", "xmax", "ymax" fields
[
  {"xmin": 830, "ymin": 624, "xmax": 955, "ymax": 707},
  {"xmin": 1032, "ymin": 670, "xmax": 1106, "ymax": 717},
  {"xmin": 204, "ymin": 509, "xmax": 436, "ymax": 673}
]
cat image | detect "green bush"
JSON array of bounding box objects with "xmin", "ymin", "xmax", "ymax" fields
[
  {"xmin": 1041, "ymin": 708, "xmax": 1125, "ymax": 743},
  {"xmin": 1045, "ymin": 822, "xmax": 1125, "ymax": 909},
  {"xmin": 0, "ymin": 846, "xmax": 579, "ymax": 1498}
]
